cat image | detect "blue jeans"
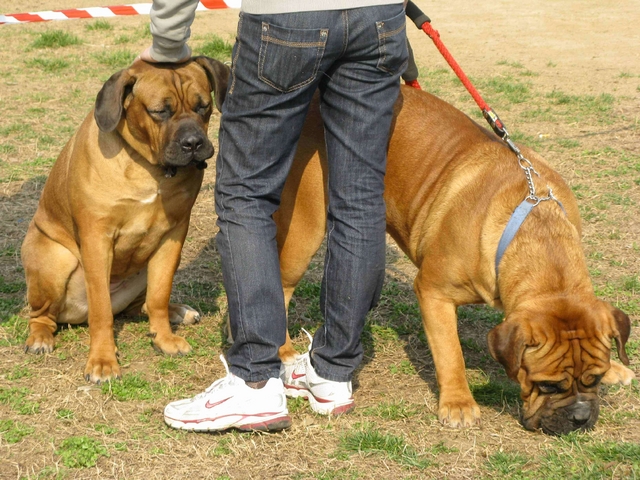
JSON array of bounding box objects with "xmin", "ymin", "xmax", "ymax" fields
[{"xmin": 215, "ymin": 5, "xmax": 408, "ymax": 382}]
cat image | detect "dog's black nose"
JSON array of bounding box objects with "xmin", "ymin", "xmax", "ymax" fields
[
  {"xmin": 180, "ymin": 135, "xmax": 203, "ymax": 153},
  {"xmin": 569, "ymin": 401, "xmax": 592, "ymax": 425}
]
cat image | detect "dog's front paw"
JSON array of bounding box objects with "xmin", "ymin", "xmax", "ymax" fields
[
  {"xmin": 84, "ymin": 354, "xmax": 121, "ymax": 384},
  {"xmin": 152, "ymin": 333, "xmax": 192, "ymax": 356},
  {"xmin": 168, "ymin": 304, "xmax": 201, "ymax": 325},
  {"xmin": 438, "ymin": 396, "xmax": 481, "ymax": 428},
  {"xmin": 602, "ymin": 360, "xmax": 636, "ymax": 386},
  {"xmin": 25, "ymin": 326, "xmax": 55, "ymax": 354}
]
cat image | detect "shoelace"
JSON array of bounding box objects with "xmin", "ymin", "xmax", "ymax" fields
[
  {"xmin": 301, "ymin": 328, "xmax": 313, "ymax": 347},
  {"xmin": 194, "ymin": 354, "xmax": 236, "ymax": 400},
  {"xmin": 290, "ymin": 328, "xmax": 315, "ymax": 374}
]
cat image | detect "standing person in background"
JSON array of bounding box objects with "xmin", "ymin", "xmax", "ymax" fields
[{"xmin": 141, "ymin": 0, "xmax": 408, "ymax": 433}]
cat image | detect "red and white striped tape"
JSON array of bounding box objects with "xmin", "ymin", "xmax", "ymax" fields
[{"xmin": 1, "ymin": 0, "xmax": 239, "ymax": 25}]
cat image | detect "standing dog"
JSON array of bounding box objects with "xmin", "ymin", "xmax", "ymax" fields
[
  {"xmin": 275, "ymin": 86, "xmax": 635, "ymax": 435},
  {"xmin": 21, "ymin": 58, "xmax": 229, "ymax": 383}
]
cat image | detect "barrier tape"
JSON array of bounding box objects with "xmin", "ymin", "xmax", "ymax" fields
[{"xmin": 1, "ymin": 0, "xmax": 239, "ymax": 25}]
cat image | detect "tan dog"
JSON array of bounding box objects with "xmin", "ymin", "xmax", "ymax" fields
[
  {"xmin": 275, "ymin": 86, "xmax": 635, "ymax": 435},
  {"xmin": 21, "ymin": 57, "xmax": 229, "ymax": 383}
]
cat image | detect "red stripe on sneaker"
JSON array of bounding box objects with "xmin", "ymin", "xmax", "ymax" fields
[
  {"xmin": 204, "ymin": 397, "xmax": 232, "ymax": 409},
  {"xmin": 291, "ymin": 372, "xmax": 306, "ymax": 379},
  {"xmin": 166, "ymin": 411, "xmax": 288, "ymax": 425}
]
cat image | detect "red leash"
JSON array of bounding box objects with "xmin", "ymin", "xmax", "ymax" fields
[
  {"xmin": 405, "ymin": 1, "xmax": 559, "ymax": 209},
  {"xmin": 405, "ymin": 1, "xmax": 513, "ymax": 149}
]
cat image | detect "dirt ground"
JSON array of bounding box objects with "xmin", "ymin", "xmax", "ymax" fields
[{"xmin": 1, "ymin": 0, "xmax": 639, "ymax": 479}]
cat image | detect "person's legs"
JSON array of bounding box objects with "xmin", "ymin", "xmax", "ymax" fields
[
  {"xmin": 216, "ymin": 12, "xmax": 333, "ymax": 382},
  {"xmin": 311, "ymin": 4, "xmax": 408, "ymax": 382},
  {"xmin": 165, "ymin": 10, "xmax": 348, "ymax": 431}
]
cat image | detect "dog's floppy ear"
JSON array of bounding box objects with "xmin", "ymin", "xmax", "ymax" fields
[
  {"xmin": 604, "ymin": 302, "xmax": 631, "ymax": 366},
  {"xmin": 193, "ymin": 56, "xmax": 230, "ymax": 112},
  {"xmin": 487, "ymin": 316, "xmax": 532, "ymax": 380},
  {"xmin": 94, "ymin": 69, "xmax": 137, "ymax": 133}
]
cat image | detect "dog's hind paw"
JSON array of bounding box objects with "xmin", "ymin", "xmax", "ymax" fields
[{"xmin": 168, "ymin": 304, "xmax": 201, "ymax": 325}]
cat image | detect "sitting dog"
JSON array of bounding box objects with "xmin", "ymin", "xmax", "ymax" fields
[
  {"xmin": 21, "ymin": 57, "xmax": 229, "ymax": 383},
  {"xmin": 275, "ymin": 86, "xmax": 635, "ymax": 435}
]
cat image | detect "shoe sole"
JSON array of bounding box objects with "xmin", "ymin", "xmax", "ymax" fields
[
  {"xmin": 284, "ymin": 385, "xmax": 355, "ymax": 416},
  {"xmin": 164, "ymin": 413, "xmax": 292, "ymax": 432}
]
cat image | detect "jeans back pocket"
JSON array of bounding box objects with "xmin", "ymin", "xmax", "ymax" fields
[
  {"xmin": 376, "ymin": 10, "xmax": 408, "ymax": 75},
  {"xmin": 259, "ymin": 22, "xmax": 328, "ymax": 93}
]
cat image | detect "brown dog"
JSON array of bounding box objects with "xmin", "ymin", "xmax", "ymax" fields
[
  {"xmin": 275, "ymin": 86, "xmax": 635, "ymax": 435},
  {"xmin": 21, "ymin": 57, "xmax": 229, "ymax": 383}
]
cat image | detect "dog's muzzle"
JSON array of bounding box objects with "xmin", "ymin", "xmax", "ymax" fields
[
  {"xmin": 163, "ymin": 123, "xmax": 214, "ymax": 169},
  {"xmin": 522, "ymin": 394, "xmax": 599, "ymax": 436}
]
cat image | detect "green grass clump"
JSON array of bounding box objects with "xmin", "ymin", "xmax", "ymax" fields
[
  {"xmin": 56, "ymin": 436, "xmax": 109, "ymax": 468},
  {"xmin": 86, "ymin": 20, "xmax": 113, "ymax": 31},
  {"xmin": 0, "ymin": 419, "xmax": 35, "ymax": 444},
  {"xmin": 93, "ymin": 49, "xmax": 136, "ymax": 69},
  {"xmin": 196, "ymin": 34, "xmax": 233, "ymax": 62},
  {"xmin": 362, "ymin": 400, "xmax": 420, "ymax": 420},
  {"xmin": 0, "ymin": 386, "xmax": 40, "ymax": 415},
  {"xmin": 25, "ymin": 57, "xmax": 70, "ymax": 72},
  {"xmin": 56, "ymin": 409, "xmax": 75, "ymax": 420},
  {"xmin": 469, "ymin": 378, "xmax": 521, "ymax": 407},
  {"xmin": 337, "ymin": 423, "xmax": 431, "ymax": 469},
  {"xmin": 101, "ymin": 373, "xmax": 156, "ymax": 401},
  {"xmin": 31, "ymin": 30, "xmax": 81, "ymax": 49},
  {"xmin": 479, "ymin": 75, "xmax": 531, "ymax": 104},
  {"xmin": 486, "ymin": 451, "xmax": 529, "ymax": 477}
]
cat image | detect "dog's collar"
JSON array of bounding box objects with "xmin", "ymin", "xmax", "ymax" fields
[{"xmin": 495, "ymin": 197, "xmax": 566, "ymax": 278}]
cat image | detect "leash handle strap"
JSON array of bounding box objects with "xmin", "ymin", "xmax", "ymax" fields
[{"xmin": 405, "ymin": 1, "xmax": 430, "ymax": 29}]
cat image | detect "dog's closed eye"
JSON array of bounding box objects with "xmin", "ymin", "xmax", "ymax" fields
[
  {"xmin": 194, "ymin": 102, "xmax": 211, "ymax": 117},
  {"xmin": 537, "ymin": 382, "xmax": 564, "ymax": 394},
  {"xmin": 147, "ymin": 107, "xmax": 173, "ymax": 121}
]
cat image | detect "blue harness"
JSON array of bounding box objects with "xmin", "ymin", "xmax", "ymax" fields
[{"xmin": 495, "ymin": 196, "xmax": 566, "ymax": 277}]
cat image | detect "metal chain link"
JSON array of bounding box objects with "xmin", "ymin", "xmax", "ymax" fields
[{"xmin": 503, "ymin": 133, "xmax": 556, "ymax": 206}]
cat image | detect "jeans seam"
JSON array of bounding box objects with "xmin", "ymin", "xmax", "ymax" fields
[
  {"xmin": 261, "ymin": 36, "xmax": 327, "ymax": 48},
  {"xmin": 340, "ymin": 10, "xmax": 349, "ymax": 57},
  {"xmin": 378, "ymin": 24, "xmax": 405, "ymax": 39},
  {"xmin": 217, "ymin": 130, "xmax": 251, "ymax": 368},
  {"xmin": 228, "ymin": 14, "xmax": 244, "ymax": 95}
]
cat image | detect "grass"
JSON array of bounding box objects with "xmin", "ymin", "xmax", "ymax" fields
[
  {"xmin": 93, "ymin": 49, "xmax": 137, "ymax": 69},
  {"xmin": 25, "ymin": 57, "xmax": 70, "ymax": 72},
  {"xmin": 86, "ymin": 20, "xmax": 113, "ymax": 32},
  {"xmin": 0, "ymin": 386, "xmax": 40, "ymax": 415},
  {"xmin": 100, "ymin": 373, "xmax": 171, "ymax": 401},
  {"xmin": 195, "ymin": 34, "xmax": 234, "ymax": 61},
  {"xmin": 336, "ymin": 423, "xmax": 432, "ymax": 469},
  {"xmin": 0, "ymin": 419, "xmax": 35, "ymax": 444},
  {"xmin": 56, "ymin": 436, "xmax": 110, "ymax": 468},
  {"xmin": 31, "ymin": 30, "xmax": 81, "ymax": 49},
  {"xmin": 362, "ymin": 400, "xmax": 420, "ymax": 420}
]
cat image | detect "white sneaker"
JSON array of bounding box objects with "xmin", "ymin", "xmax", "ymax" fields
[
  {"xmin": 281, "ymin": 331, "xmax": 355, "ymax": 416},
  {"xmin": 164, "ymin": 355, "xmax": 291, "ymax": 432}
]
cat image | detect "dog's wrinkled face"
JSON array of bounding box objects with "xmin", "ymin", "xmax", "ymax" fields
[
  {"xmin": 94, "ymin": 57, "xmax": 229, "ymax": 169},
  {"xmin": 488, "ymin": 299, "xmax": 631, "ymax": 435}
]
